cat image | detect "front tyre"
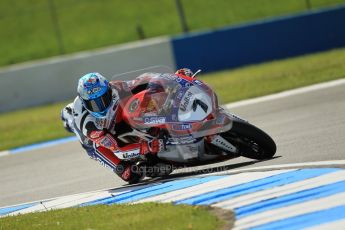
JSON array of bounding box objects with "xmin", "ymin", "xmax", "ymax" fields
[{"xmin": 221, "ymin": 120, "xmax": 276, "ymax": 160}]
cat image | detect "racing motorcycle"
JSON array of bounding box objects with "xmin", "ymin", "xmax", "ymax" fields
[{"xmin": 111, "ymin": 66, "xmax": 276, "ymax": 183}]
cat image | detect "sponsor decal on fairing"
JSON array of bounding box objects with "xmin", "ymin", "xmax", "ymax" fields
[
  {"xmin": 172, "ymin": 123, "xmax": 192, "ymax": 131},
  {"xmin": 129, "ymin": 98, "xmax": 140, "ymax": 113},
  {"xmin": 144, "ymin": 116, "xmax": 166, "ymax": 125},
  {"xmin": 180, "ymin": 91, "xmax": 194, "ymax": 112},
  {"xmin": 168, "ymin": 135, "xmax": 196, "ymax": 145},
  {"xmin": 177, "ymin": 91, "xmax": 184, "ymax": 100}
]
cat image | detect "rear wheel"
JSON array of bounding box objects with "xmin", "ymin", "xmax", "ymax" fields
[{"xmin": 221, "ymin": 121, "xmax": 276, "ymax": 160}]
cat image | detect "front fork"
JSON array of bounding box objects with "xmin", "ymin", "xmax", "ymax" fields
[{"xmin": 205, "ymin": 107, "xmax": 246, "ymax": 154}]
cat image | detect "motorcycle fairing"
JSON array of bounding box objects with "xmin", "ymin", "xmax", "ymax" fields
[
  {"xmin": 111, "ymin": 66, "xmax": 234, "ymax": 162},
  {"xmin": 121, "ymin": 72, "xmax": 232, "ymax": 138}
]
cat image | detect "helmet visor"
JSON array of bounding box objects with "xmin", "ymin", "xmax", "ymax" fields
[{"xmin": 84, "ymin": 90, "xmax": 112, "ymax": 113}]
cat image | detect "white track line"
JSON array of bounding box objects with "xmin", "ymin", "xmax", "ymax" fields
[
  {"xmin": 8, "ymin": 189, "xmax": 129, "ymax": 216},
  {"xmin": 1, "ymin": 183, "xmax": 153, "ymax": 216},
  {"xmin": 201, "ymin": 160, "xmax": 345, "ymax": 177},
  {"xmin": 225, "ymin": 78, "xmax": 345, "ymax": 109},
  {"xmin": 234, "ymin": 192, "xmax": 345, "ymax": 230},
  {"xmin": 7, "ymin": 192, "xmax": 106, "ymax": 216},
  {"xmin": 305, "ymin": 219, "xmax": 345, "ymax": 230},
  {"xmin": 135, "ymin": 169, "xmax": 294, "ymax": 203},
  {"xmin": 39, "ymin": 191, "xmax": 112, "ymax": 210},
  {"xmin": 214, "ymin": 170, "xmax": 345, "ymax": 209}
]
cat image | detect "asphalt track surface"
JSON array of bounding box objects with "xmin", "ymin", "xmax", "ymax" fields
[{"xmin": 1, "ymin": 82, "xmax": 344, "ymax": 207}]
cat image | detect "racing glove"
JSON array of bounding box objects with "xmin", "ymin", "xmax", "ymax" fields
[
  {"xmin": 61, "ymin": 104, "xmax": 74, "ymax": 133},
  {"xmin": 140, "ymin": 139, "xmax": 165, "ymax": 155}
]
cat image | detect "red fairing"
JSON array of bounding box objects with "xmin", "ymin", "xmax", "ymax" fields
[
  {"xmin": 122, "ymin": 90, "xmax": 169, "ymax": 129},
  {"xmin": 122, "ymin": 90, "xmax": 145, "ymax": 127}
]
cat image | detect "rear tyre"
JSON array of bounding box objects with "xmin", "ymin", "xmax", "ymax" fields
[{"xmin": 221, "ymin": 120, "xmax": 276, "ymax": 160}]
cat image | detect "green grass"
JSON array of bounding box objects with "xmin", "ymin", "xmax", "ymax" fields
[
  {"xmin": 200, "ymin": 48, "xmax": 345, "ymax": 104},
  {"xmin": 1, "ymin": 47, "xmax": 345, "ymax": 151},
  {"xmin": 0, "ymin": 101, "xmax": 73, "ymax": 151},
  {"xmin": 1, "ymin": 0, "xmax": 345, "ymax": 66},
  {"xmin": 0, "ymin": 203, "xmax": 224, "ymax": 230}
]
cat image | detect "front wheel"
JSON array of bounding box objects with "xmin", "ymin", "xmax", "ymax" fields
[{"xmin": 221, "ymin": 121, "xmax": 276, "ymax": 160}]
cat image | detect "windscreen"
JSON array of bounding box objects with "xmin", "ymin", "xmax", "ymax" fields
[{"xmin": 111, "ymin": 66, "xmax": 174, "ymax": 81}]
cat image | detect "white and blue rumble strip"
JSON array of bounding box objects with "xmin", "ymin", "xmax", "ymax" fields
[{"xmin": 1, "ymin": 168, "xmax": 345, "ymax": 229}]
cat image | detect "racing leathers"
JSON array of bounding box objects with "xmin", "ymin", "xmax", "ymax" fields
[{"xmin": 62, "ymin": 74, "xmax": 165, "ymax": 183}]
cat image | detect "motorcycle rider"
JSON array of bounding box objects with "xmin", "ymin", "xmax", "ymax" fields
[{"xmin": 61, "ymin": 68, "xmax": 193, "ymax": 183}]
